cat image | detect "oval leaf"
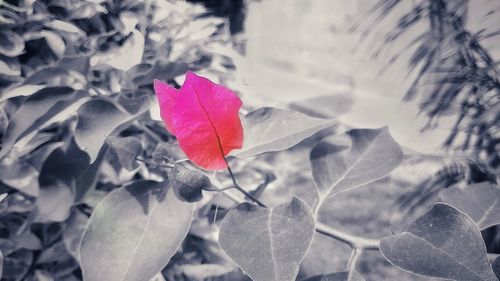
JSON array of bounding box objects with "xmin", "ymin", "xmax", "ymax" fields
[
  {"xmin": 75, "ymin": 98, "xmax": 150, "ymax": 163},
  {"xmin": 302, "ymin": 271, "xmax": 365, "ymax": 281},
  {"xmin": 219, "ymin": 197, "xmax": 315, "ymax": 281},
  {"xmin": 233, "ymin": 107, "xmax": 336, "ymax": 158},
  {"xmin": 380, "ymin": 203, "xmax": 497, "ymax": 281},
  {"xmin": 310, "ymin": 127, "xmax": 403, "ymax": 198},
  {"xmin": 0, "ymin": 86, "xmax": 76, "ymax": 159},
  {"xmin": 439, "ymin": 182, "xmax": 500, "ymax": 230},
  {"xmin": 170, "ymin": 165, "xmax": 210, "ymax": 202},
  {"xmin": 81, "ymin": 180, "xmax": 193, "ymax": 281}
]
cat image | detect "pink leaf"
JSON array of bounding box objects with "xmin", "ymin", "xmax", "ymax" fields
[
  {"xmin": 154, "ymin": 72, "xmax": 243, "ymax": 170},
  {"xmin": 154, "ymin": 79, "xmax": 179, "ymax": 134}
]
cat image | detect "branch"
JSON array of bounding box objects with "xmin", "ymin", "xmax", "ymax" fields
[
  {"xmin": 226, "ymin": 165, "xmax": 266, "ymax": 207},
  {"xmin": 315, "ymin": 222, "xmax": 380, "ymax": 250},
  {"xmin": 214, "ymin": 163, "xmax": 382, "ymax": 251}
]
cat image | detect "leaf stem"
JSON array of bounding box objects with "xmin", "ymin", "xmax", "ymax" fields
[
  {"xmin": 315, "ymin": 222, "xmax": 380, "ymax": 250},
  {"xmin": 226, "ymin": 165, "xmax": 266, "ymax": 207},
  {"xmin": 346, "ymin": 248, "xmax": 362, "ymax": 279}
]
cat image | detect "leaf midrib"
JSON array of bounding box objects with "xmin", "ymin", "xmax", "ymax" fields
[
  {"xmin": 323, "ymin": 130, "xmax": 382, "ymax": 196},
  {"xmin": 192, "ymin": 87, "xmax": 226, "ymax": 159},
  {"xmin": 120, "ymin": 190, "xmax": 159, "ymax": 281},
  {"xmin": 404, "ymin": 233, "xmax": 490, "ymax": 280}
]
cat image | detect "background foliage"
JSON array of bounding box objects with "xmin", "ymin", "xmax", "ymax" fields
[{"xmin": 0, "ymin": 0, "xmax": 499, "ymax": 281}]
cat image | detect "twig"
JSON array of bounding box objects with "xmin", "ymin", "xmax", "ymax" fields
[
  {"xmin": 346, "ymin": 248, "xmax": 362, "ymax": 280},
  {"xmin": 217, "ymin": 160, "xmax": 381, "ymax": 251},
  {"xmin": 347, "ymin": 248, "xmax": 361, "ymax": 271},
  {"xmin": 315, "ymin": 222, "xmax": 380, "ymax": 250},
  {"xmin": 226, "ymin": 164, "xmax": 266, "ymax": 207}
]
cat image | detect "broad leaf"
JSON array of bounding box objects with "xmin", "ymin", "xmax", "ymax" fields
[
  {"xmin": 81, "ymin": 180, "xmax": 193, "ymax": 281},
  {"xmin": 0, "ymin": 87, "xmax": 76, "ymax": 159},
  {"xmin": 75, "ymin": 98, "xmax": 150, "ymax": 163},
  {"xmin": 34, "ymin": 182, "xmax": 73, "ymax": 223},
  {"xmin": 439, "ymin": 182, "xmax": 500, "ymax": 230},
  {"xmin": 310, "ymin": 127, "xmax": 403, "ymax": 198},
  {"xmin": 233, "ymin": 107, "xmax": 336, "ymax": 158},
  {"xmin": 219, "ymin": 197, "xmax": 315, "ymax": 281},
  {"xmin": 380, "ymin": 203, "xmax": 497, "ymax": 281},
  {"xmin": 302, "ymin": 271, "xmax": 365, "ymax": 281},
  {"xmin": 62, "ymin": 209, "xmax": 88, "ymax": 263}
]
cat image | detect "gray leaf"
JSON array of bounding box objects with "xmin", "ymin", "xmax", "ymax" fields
[
  {"xmin": 81, "ymin": 180, "xmax": 193, "ymax": 281},
  {"xmin": 75, "ymin": 98, "xmax": 150, "ymax": 163},
  {"xmin": 310, "ymin": 127, "xmax": 403, "ymax": 198},
  {"xmin": 439, "ymin": 182, "xmax": 500, "ymax": 230},
  {"xmin": 233, "ymin": 107, "xmax": 336, "ymax": 158},
  {"xmin": 380, "ymin": 203, "xmax": 497, "ymax": 281},
  {"xmin": 219, "ymin": 197, "xmax": 315, "ymax": 281},
  {"xmin": 0, "ymin": 86, "xmax": 77, "ymax": 159}
]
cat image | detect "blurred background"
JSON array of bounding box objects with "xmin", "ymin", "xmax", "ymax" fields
[{"xmin": 0, "ymin": 0, "xmax": 498, "ymax": 280}]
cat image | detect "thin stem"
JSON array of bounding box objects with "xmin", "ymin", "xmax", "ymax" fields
[
  {"xmin": 315, "ymin": 222, "xmax": 380, "ymax": 250},
  {"xmin": 347, "ymin": 248, "xmax": 362, "ymax": 279},
  {"xmin": 226, "ymin": 162, "xmax": 266, "ymax": 207},
  {"xmin": 312, "ymin": 196, "xmax": 324, "ymax": 220}
]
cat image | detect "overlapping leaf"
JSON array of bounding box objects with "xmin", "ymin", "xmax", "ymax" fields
[
  {"xmin": 75, "ymin": 98, "xmax": 150, "ymax": 163},
  {"xmin": 219, "ymin": 197, "xmax": 315, "ymax": 281},
  {"xmin": 0, "ymin": 87, "xmax": 80, "ymax": 159},
  {"xmin": 310, "ymin": 127, "xmax": 403, "ymax": 199},
  {"xmin": 439, "ymin": 182, "xmax": 500, "ymax": 230},
  {"xmin": 380, "ymin": 203, "xmax": 497, "ymax": 281},
  {"xmin": 233, "ymin": 107, "xmax": 336, "ymax": 158}
]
